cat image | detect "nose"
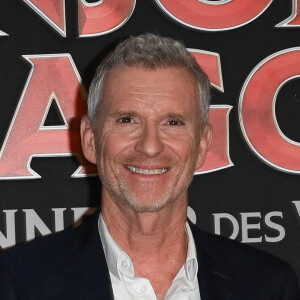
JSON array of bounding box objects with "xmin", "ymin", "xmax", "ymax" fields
[{"xmin": 134, "ymin": 123, "xmax": 165, "ymax": 157}]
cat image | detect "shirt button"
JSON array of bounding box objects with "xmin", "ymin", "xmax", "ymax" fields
[
  {"xmin": 121, "ymin": 260, "xmax": 129, "ymax": 269},
  {"xmin": 139, "ymin": 285, "xmax": 148, "ymax": 293}
]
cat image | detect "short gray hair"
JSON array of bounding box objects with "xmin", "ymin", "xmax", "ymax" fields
[{"xmin": 87, "ymin": 33, "xmax": 211, "ymax": 128}]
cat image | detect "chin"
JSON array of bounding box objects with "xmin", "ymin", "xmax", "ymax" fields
[
  {"xmin": 123, "ymin": 192, "xmax": 179, "ymax": 213},
  {"xmin": 127, "ymin": 202, "xmax": 170, "ymax": 213}
]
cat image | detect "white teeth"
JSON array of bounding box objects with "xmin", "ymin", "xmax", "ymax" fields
[{"xmin": 127, "ymin": 166, "xmax": 167, "ymax": 175}]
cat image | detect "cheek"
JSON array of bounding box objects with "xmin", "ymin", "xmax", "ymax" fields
[
  {"xmin": 167, "ymin": 135, "xmax": 198, "ymax": 163},
  {"xmin": 99, "ymin": 132, "xmax": 134, "ymax": 162}
]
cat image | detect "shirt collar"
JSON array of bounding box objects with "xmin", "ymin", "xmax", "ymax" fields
[
  {"xmin": 184, "ymin": 221, "xmax": 198, "ymax": 283},
  {"xmin": 98, "ymin": 213, "xmax": 128, "ymax": 279},
  {"xmin": 98, "ymin": 212, "xmax": 198, "ymax": 282}
]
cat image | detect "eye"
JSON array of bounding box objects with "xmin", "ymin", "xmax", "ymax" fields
[
  {"xmin": 117, "ymin": 117, "xmax": 135, "ymax": 124},
  {"xmin": 167, "ymin": 119, "xmax": 185, "ymax": 126}
]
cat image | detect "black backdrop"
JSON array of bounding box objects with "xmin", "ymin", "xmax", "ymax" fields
[{"xmin": 0, "ymin": 0, "xmax": 299, "ymax": 283}]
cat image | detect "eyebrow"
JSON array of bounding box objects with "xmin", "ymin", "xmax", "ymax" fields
[
  {"xmin": 164, "ymin": 112, "xmax": 190, "ymax": 121},
  {"xmin": 109, "ymin": 111, "xmax": 191, "ymax": 121}
]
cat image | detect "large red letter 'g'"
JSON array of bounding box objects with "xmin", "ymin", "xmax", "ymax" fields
[{"xmin": 189, "ymin": 49, "xmax": 233, "ymax": 174}]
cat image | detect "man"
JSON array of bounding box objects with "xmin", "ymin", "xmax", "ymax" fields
[{"xmin": 0, "ymin": 34, "xmax": 299, "ymax": 299}]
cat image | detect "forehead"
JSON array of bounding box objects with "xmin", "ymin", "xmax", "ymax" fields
[{"xmin": 100, "ymin": 66, "xmax": 200, "ymax": 115}]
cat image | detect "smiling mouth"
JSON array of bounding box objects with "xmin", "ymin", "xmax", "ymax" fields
[{"xmin": 126, "ymin": 166, "xmax": 168, "ymax": 175}]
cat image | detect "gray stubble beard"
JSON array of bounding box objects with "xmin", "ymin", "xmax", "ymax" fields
[{"xmin": 100, "ymin": 164, "xmax": 195, "ymax": 214}]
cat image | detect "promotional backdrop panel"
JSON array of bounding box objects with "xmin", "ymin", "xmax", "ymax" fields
[{"xmin": 0, "ymin": 0, "xmax": 299, "ymax": 282}]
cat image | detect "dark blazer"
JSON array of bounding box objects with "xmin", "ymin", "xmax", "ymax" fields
[{"xmin": 0, "ymin": 209, "xmax": 299, "ymax": 299}]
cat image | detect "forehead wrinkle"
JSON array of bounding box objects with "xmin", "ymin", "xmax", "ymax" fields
[
  {"xmin": 110, "ymin": 92, "xmax": 195, "ymax": 115},
  {"xmin": 107, "ymin": 89, "xmax": 185, "ymax": 107},
  {"xmin": 126, "ymin": 85, "xmax": 191, "ymax": 98},
  {"xmin": 104, "ymin": 67, "xmax": 198, "ymax": 102},
  {"xmin": 101, "ymin": 66, "xmax": 200, "ymax": 123}
]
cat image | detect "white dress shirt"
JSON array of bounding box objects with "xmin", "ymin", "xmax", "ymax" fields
[{"xmin": 98, "ymin": 213, "xmax": 201, "ymax": 300}]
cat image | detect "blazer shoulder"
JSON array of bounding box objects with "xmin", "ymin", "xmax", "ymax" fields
[
  {"xmin": 190, "ymin": 221, "xmax": 299, "ymax": 279},
  {"xmin": 190, "ymin": 222, "xmax": 300, "ymax": 299},
  {"xmin": 0, "ymin": 209, "xmax": 100, "ymax": 270},
  {"xmin": 0, "ymin": 210, "xmax": 112, "ymax": 299}
]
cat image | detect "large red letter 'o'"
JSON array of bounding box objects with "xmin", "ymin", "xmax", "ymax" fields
[{"xmin": 154, "ymin": 0, "xmax": 273, "ymax": 31}]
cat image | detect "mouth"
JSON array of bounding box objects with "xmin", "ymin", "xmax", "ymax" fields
[{"xmin": 126, "ymin": 165, "xmax": 168, "ymax": 175}]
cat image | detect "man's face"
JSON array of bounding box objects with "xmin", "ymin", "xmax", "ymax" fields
[{"xmin": 81, "ymin": 66, "xmax": 211, "ymax": 213}]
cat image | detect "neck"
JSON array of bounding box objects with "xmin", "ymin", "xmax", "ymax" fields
[
  {"xmin": 101, "ymin": 189, "xmax": 189, "ymax": 298},
  {"xmin": 101, "ymin": 189, "xmax": 188, "ymax": 257}
]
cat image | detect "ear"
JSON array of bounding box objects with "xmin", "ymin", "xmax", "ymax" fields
[
  {"xmin": 195, "ymin": 124, "xmax": 212, "ymax": 170},
  {"xmin": 80, "ymin": 115, "xmax": 97, "ymax": 164}
]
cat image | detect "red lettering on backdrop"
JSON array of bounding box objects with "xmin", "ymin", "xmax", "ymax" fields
[
  {"xmin": 0, "ymin": 50, "xmax": 231, "ymax": 179},
  {"xmin": 189, "ymin": 49, "xmax": 233, "ymax": 174},
  {"xmin": 154, "ymin": 0, "xmax": 273, "ymax": 31},
  {"xmin": 190, "ymin": 49, "xmax": 224, "ymax": 91},
  {"xmin": 276, "ymin": 0, "xmax": 300, "ymax": 27},
  {"xmin": 23, "ymin": 0, "xmax": 66, "ymax": 37},
  {"xmin": 0, "ymin": 54, "xmax": 96, "ymax": 179},
  {"xmin": 239, "ymin": 48, "xmax": 300, "ymax": 174},
  {"xmin": 78, "ymin": 0, "xmax": 136, "ymax": 37},
  {"xmin": 196, "ymin": 106, "xmax": 233, "ymax": 174}
]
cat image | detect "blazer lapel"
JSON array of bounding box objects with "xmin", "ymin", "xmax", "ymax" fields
[
  {"xmin": 190, "ymin": 222, "xmax": 236, "ymax": 300},
  {"xmin": 67, "ymin": 209, "xmax": 114, "ymax": 299}
]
